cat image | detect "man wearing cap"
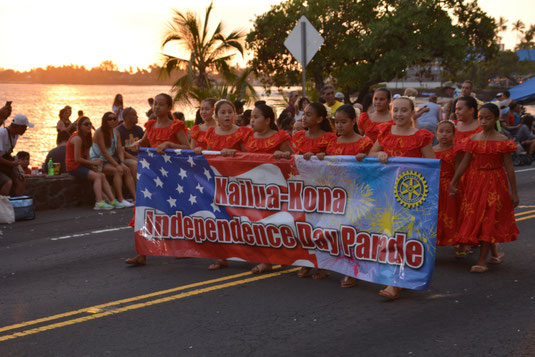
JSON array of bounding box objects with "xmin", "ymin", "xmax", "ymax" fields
[{"xmin": 0, "ymin": 114, "xmax": 34, "ymax": 196}]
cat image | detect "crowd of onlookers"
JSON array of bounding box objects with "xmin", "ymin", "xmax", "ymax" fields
[{"xmin": 0, "ymin": 80, "xmax": 533, "ymax": 209}]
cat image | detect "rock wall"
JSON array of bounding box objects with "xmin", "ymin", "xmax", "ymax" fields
[{"xmin": 24, "ymin": 174, "xmax": 95, "ymax": 211}]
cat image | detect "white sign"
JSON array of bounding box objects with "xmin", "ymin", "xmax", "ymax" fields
[{"xmin": 284, "ymin": 16, "xmax": 324, "ymax": 67}]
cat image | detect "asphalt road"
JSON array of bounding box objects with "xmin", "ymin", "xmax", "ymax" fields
[{"xmin": 1, "ymin": 167, "xmax": 535, "ymax": 356}]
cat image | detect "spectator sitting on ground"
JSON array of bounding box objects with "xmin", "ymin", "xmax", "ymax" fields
[
  {"xmin": 15, "ymin": 151, "xmax": 30, "ymax": 175},
  {"xmin": 0, "ymin": 101, "xmax": 13, "ymax": 126},
  {"xmin": 42, "ymin": 131, "xmax": 69, "ymax": 174},
  {"xmin": 115, "ymin": 107, "xmax": 143, "ymax": 177},
  {"xmin": 0, "ymin": 114, "xmax": 34, "ymax": 196}
]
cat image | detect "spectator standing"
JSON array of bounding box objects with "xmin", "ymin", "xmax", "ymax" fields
[
  {"xmin": 285, "ymin": 91, "xmax": 299, "ymax": 118},
  {"xmin": 112, "ymin": 94, "xmax": 124, "ymax": 123},
  {"xmin": 415, "ymin": 95, "xmax": 443, "ymax": 134},
  {"xmin": 498, "ymin": 91, "xmax": 512, "ymax": 108},
  {"xmin": 449, "ymin": 81, "xmax": 482, "ymax": 120},
  {"xmin": 0, "ymin": 101, "xmax": 13, "ymax": 126},
  {"xmin": 42, "ymin": 131, "xmax": 70, "ymax": 174},
  {"xmin": 0, "ymin": 114, "xmax": 34, "ymax": 196},
  {"xmin": 321, "ymin": 85, "xmax": 343, "ymax": 118},
  {"xmin": 56, "ymin": 106, "xmax": 76, "ymax": 143},
  {"xmin": 295, "ymin": 97, "xmax": 311, "ymax": 122}
]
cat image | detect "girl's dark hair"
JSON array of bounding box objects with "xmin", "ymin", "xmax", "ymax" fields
[
  {"xmin": 457, "ymin": 96, "xmax": 478, "ymax": 119},
  {"xmin": 280, "ymin": 116, "xmax": 295, "ymax": 131},
  {"xmin": 77, "ymin": 116, "xmax": 92, "ymax": 150},
  {"xmin": 362, "ymin": 93, "xmax": 374, "ymax": 112},
  {"xmin": 336, "ymin": 105, "xmax": 357, "ymax": 120},
  {"xmin": 336, "ymin": 104, "xmax": 358, "ymax": 133},
  {"xmin": 113, "ymin": 94, "xmax": 123, "ymax": 107},
  {"xmin": 202, "ymin": 98, "xmax": 217, "ymax": 108},
  {"xmin": 156, "ymin": 93, "xmax": 173, "ymax": 108},
  {"xmin": 437, "ymin": 120, "xmax": 456, "ymax": 133},
  {"xmin": 277, "ymin": 108, "xmax": 293, "ymax": 128},
  {"xmin": 59, "ymin": 106, "xmax": 71, "ymax": 120},
  {"xmin": 194, "ymin": 109, "xmax": 203, "ymax": 125},
  {"xmin": 480, "ymin": 103, "xmax": 500, "ymax": 119},
  {"xmin": 242, "ymin": 109, "xmax": 252, "ymax": 126},
  {"xmin": 101, "ymin": 112, "xmax": 115, "ymax": 148},
  {"xmin": 308, "ymin": 102, "xmax": 333, "ymax": 132},
  {"xmin": 173, "ymin": 111, "xmax": 185, "ymax": 121},
  {"xmin": 215, "ymin": 100, "xmax": 236, "ymax": 115},
  {"xmin": 374, "ymin": 88, "xmax": 392, "ymax": 101},
  {"xmin": 297, "ymin": 97, "xmax": 311, "ymax": 111},
  {"xmin": 255, "ymin": 104, "xmax": 278, "ymax": 130}
]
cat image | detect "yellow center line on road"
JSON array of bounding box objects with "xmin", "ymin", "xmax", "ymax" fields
[
  {"xmin": 516, "ymin": 214, "xmax": 535, "ymax": 222},
  {"xmin": 0, "ymin": 265, "xmax": 283, "ymax": 334},
  {"xmin": 0, "ymin": 267, "xmax": 299, "ymax": 342},
  {"xmin": 515, "ymin": 209, "xmax": 535, "ymax": 217}
]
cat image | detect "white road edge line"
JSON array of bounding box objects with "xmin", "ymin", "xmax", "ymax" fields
[
  {"xmin": 50, "ymin": 226, "xmax": 131, "ymax": 241},
  {"xmin": 515, "ymin": 167, "xmax": 535, "ymax": 173}
]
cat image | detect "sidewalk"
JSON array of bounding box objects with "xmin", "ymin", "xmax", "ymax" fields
[{"xmin": 0, "ymin": 207, "xmax": 132, "ymax": 246}]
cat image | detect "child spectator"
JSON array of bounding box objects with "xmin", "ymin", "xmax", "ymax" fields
[{"xmin": 15, "ymin": 151, "xmax": 30, "ymax": 175}]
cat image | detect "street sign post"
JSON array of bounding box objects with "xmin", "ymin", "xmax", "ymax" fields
[{"xmin": 284, "ymin": 15, "xmax": 324, "ymax": 97}]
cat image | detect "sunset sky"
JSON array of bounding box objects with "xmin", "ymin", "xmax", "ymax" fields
[{"xmin": 0, "ymin": 0, "xmax": 534, "ymax": 72}]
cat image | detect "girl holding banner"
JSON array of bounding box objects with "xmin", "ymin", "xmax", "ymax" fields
[
  {"xmin": 293, "ymin": 102, "xmax": 337, "ymax": 279},
  {"xmin": 362, "ymin": 96, "xmax": 435, "ymax": 299},
  {"xmin": 125, "ymin": 93, "xmax": 191, "ymax": 266},
  {"xmin": 317, "ymin": 104, "xmax": 373, "ymax": 288},
  {"xmin": 244, "ymin": 103, "xmax": 293, "ymax": 274},
  {"xmin": 190, "ymin": 98, "xmax": 217, "ymax": 150},
  {"xmin": 357, "ymin": 88, "xmax": 394, "ymax": 143},
  {"xmin": 203, "ymin": 100, "xmax": 252, "ymax": 269}
]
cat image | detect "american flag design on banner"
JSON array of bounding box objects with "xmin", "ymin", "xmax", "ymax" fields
[{"xmin": 134, "ymin": 148, "xmax": 441, "ymax": 290}]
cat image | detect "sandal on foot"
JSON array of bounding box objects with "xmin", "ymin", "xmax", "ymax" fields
[
  {"xmin": 312, "ymin": 269, "xmax": 330, "ymax": 280},
  {"xmin": 470, "ymin": 265, "xmax": 488, "ymax": 273},
  {"xmin": 489, "ymin": 252, "xmax": 505, "ymax": 265},
  {"xmin": 125, "ymin": 255, "xmax": 146, "ymax": 265},
  {"xmin": 208, "ymin": 259, "xmax": 228, "ymax": 270},
  {"xmin": 379, "ymin": 286, "xmax": 402, "ymax": 300},
  {"xmin": 340, "ymin": 276, "xmax": 357, "ymax": 288},
  {"xmin": 297, "ymin": 267, "xmax": 312, "ymax": 278},
  {"xmin": 251, "ymin": 263, "xmax": 273, "ymax": 274}
]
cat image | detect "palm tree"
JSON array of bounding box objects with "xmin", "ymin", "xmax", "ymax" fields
[
  {"xmin": 512, "ymin": 20, "xmax": 526, "ymax": 49},
  {"xmin": 160, "ymin": 2, "xmax": 253, "ymax": 104}
]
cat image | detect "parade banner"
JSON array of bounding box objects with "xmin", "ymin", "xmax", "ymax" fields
[{"xmin": 134, "ymin": 148, "xmax": 440, "ymax": 290}]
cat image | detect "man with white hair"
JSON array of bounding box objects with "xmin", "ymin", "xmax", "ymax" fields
[{"xmin": 0, "ymin": 114, "xmax": 34, "ymax": 196}]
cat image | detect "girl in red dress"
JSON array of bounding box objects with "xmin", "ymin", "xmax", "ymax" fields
[
  {"xmin": 201, "ymin": 100, "xmax": 252, "ymax": 269},
  {"xmin": 454, "ymin": 96, "xmax": 482, "ymax": 145},
  {"xmin": 293, "ymin": 103, "xmax": 337, "ymax": 279},
  {"xmin": 449, "ymin": 103, "xmax": 519, "ymax": 273},
  {"xmin": 125, "ymin": 93, "xmax": 191, "ymax": 266},
  {"xmin": 433, "ymin": 121, "xmax": 462, "ymax": 249},
  {"xmin": 357, "ymin": 88, "xmax": 394, "ymax": 143},
  {"xmin": 317, "ymin": 105, "xmax": 373, "ymax": 288},
  {"xmin": 361, "ymin": 97, "xmax": 434, "ymax": 300},
  {"xmin": 245, "ymin": 103, "xmax": 293, "ymax": 274},
  {"xmin": 190, "ymin": 98, "xmax": 216, "ymax": 150}
]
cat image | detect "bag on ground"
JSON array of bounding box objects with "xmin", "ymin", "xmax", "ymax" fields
[
  {"xmin": 0, "ymin": 195, "xmax": 15, "ymax": 224},
  {"xmin": 9, "ymin": 196, "xmax": 35, "ymax": 221}
]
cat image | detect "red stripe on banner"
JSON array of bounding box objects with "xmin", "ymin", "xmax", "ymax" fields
[{"xmin": 205, "ymin": 152, "xmax": 298, "ymax": 179}]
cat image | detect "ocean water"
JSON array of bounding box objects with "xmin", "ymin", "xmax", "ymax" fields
[
  {"xmin": 1, "ymin": 83, "xmax": 533, "ymax": 167},
  {"xmin": 0, "ymin": 83, "xmax": 285, "ymax": 167}
]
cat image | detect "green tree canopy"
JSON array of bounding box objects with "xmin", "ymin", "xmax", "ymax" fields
[{"xmin": 247, "ymin": 0, "xmax": 498, "ymax": 101}]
